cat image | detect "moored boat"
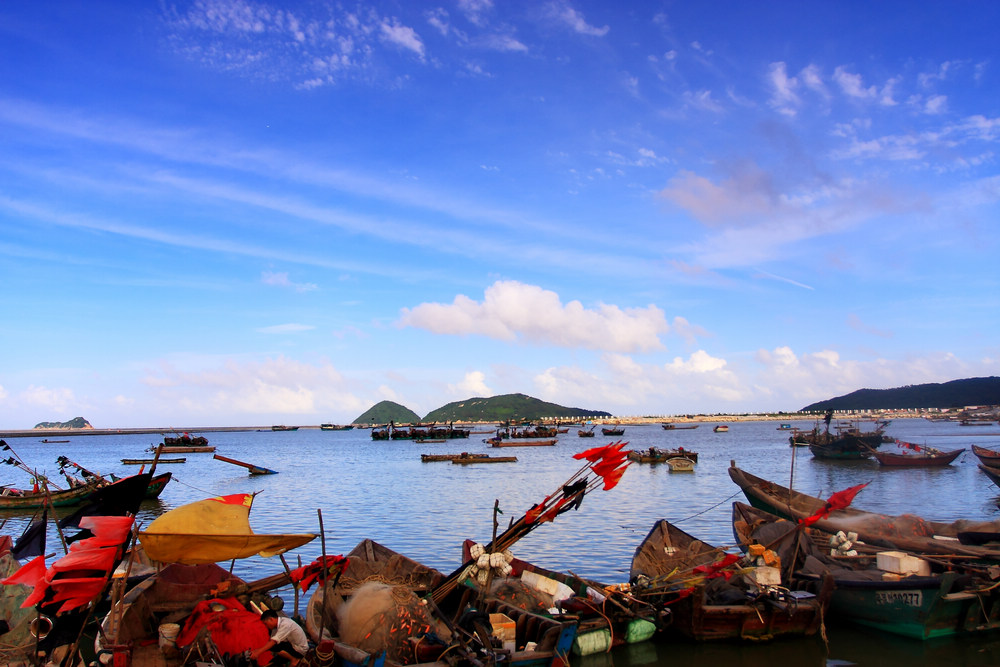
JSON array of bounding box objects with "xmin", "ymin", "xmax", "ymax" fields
[
  {"xmin": 155, "ymin": 445, "xmax": 216, "ymax": 453},
  {"xmin": 627, "ymin": 447, "xmax": 698, "ymax": 464},
  {"xmin": 662, "ymin": 423, "xmax": 699, "ymax": 430},
  {"xmin": 320, "ymin": 423, "xmax": 354, "ymax": 430},
  {"xmin": 304, "ymin": 538, "xmax": 577, "ymax": 667},
  {"xmin": 0, "ymin": 478, "xmax": 101, "ymax": 510},
  {"xmin": 732, "ymin": 501, "xmax": 1000, "ymax": 640},
  {"xmin": 980, "ymin": 463, "xmax": 1000, "ymax": 489},
  {"xmin": 713, "ymin": 425, "xmax": 729, "ymax": 432},
  {"xmin": 122, "ymin": 457, "xmax": 186, "ymax": 465},
  {"xmin": 629, "ymin": 518, "xmax": 830, "ymax": 641},
  {"xmin": 972, "ymin": 444, "xmax": 1000, "ymax": 468},
  {"xmin": 602, "ymin": 427, "xmax": 625, "ymax": 436},
  {"xmin": 667, "ymin": 457, "xmax": 695, "ymax": 472},
  {"xmin": 728, "ymin": 463, "xmax": 1000, "ymax": 558},
  {"xmin": 488, "ymin": 437, "xmax": 557, "ymax": 447},
  {"xmin": 459, "ymin": 540, "xmax": 659, "ymax": 656},
  {"xmin": 871, "ymin": 443, "xmax": 963, "ymax": 467}
]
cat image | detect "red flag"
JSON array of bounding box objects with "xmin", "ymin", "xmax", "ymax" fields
[
  {"xmin": 524, "ymin": 494, "xmax": 553, "ymax": 524},
  {"xmin": 602, "ymin": 462, "xmax": 630, "ymax": 490},
  {"xmin": 692, "ymin": 553, "xmax": 740, "ymax": 580},
  {"xmin": 79, "ymin": 515, "xmax": 135, "ymax": 542},
  {"xmin": 51, "ymin": 546, "xmax": 119, "ymax": 573},
  {"xmin": 799, "ymin": 483, "xmax": 868, "ymax": 526},
  {"xmin": 573, "ymin": 444, "xmax": 613, "ymax": 462},
  {"xmin": 1, "ymin": 555, "xmax": 47, "ymax": 588},
  {"xmin": 591, "ymin": 454, "xmax": 627, "ymax": 478},
  {"xmin": 536, "ymin": 497, "xmax": 570, "ymax": 523}
]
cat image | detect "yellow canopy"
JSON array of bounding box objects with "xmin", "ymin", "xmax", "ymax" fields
[{"xmin": 138, "ymin": 493, "xmax": 316, "ymax": 564}]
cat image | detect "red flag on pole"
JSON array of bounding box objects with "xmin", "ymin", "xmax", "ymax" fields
[
  {"xmin": 800, "ymin": 482, "xmax": 868, "ymax": 526},
  {"xmin": 602, "ymin": 462, "xmax": 630, "ymax": 490}
]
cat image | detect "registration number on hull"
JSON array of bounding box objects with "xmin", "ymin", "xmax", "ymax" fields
[{"xmin": 875, "ymin": 590, "xmax": 923, "ymax": 607}]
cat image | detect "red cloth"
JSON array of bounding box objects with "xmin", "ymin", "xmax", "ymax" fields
[{"xmin": 176, "ymin": 598, "xmax": 270, "ymax": 659}]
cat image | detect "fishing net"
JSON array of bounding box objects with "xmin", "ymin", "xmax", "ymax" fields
[
  {"xmin": 336, "ymin": 581, "xmax": 447, "ymax": 665},
  {"xmin": 488, "ymin": 577, "xmax": 553, "ymax": 613}
]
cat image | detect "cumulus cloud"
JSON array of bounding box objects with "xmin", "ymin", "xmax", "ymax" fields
[
  {"xmin": 397, "ymin": 280, "xmax": 669, "ymax": 353},
  {"xmin": 21, "ymin": 385, "xmax": 79, "ymax": 414},
  {"xmin": 141, "ymin": 356, "xmax": 365, "ymax": 416},
  {"xmin": 449, "ymin": 371, "xmax": 492, "ymax": 397}
]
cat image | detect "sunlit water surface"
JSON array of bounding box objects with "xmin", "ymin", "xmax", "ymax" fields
[{"xmin": 4, "ymin": 419, "xmax": 1000, "ymax": 666}]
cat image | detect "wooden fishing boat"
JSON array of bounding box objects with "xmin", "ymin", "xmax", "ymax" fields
[
  {"xmin": 578, "ymin": 428, "xmax": 595, "ymax": 437},
  {"xmin": 602, "ymin": 427, "xmax": 625, "ymax": 436},
  {"xmin": 871, "ymin": 445, "xmax": 963, "ymax": 467},
  {"xmin": 420, "ymin": 452, "xmax": 489, "ymax": 462},
  {"xmin": 271, "ymin": 424, "xmax": 299, "ymax": 431},
  {"xmin": 662, "ymin": 423, "xmax": 699, "ymax": 430},
  {"xmin": 156, "ymin": 445, "xmax": 216, "ymax": 453},
  {"xmin": 713, "ymin": 425, "xmax": 729, "ymax": 433},
  {"xmin": 162, "ymin": 434, "xmax": 209, "ymax": 446},
  {"xmin": 0, "ymin": 479, "xmax": 101, "ymax": 510},
  {"xmin": 728, "ymin": 463, "xmax": 1000, "ymax": 558},
  {"xmin": 39, "ymin": 438, "xmax": 70, "ymax": 443},
  {"xmin": 629, "ymin": 518, "xmax": 830, "ymax": 641},
  {"xmin": 320, "ymin": 423, "xmax": 354, "ymax": 430},
  {"xmin": 972, "ymin": 444, "xmax": 1000, "ymax": 468},
  {"xmin": 95, "ymin": 560, "xmax": 250, "ymax": 666},
  {"xmin": 458, "ymin": 540, "xmax": 659, "ymax": 656},
  {"xmin": 488, "ymin": 438, "xmax": 557, "ymax": 447},
  {"xmin": 305, "ymin": 539, "xmax": 576, "ymax": 667},
  {"xmin": 145, "ymin": 472, "xmax": 172, "ymax": 499},
  {"xmin": 792, "ymin": 422, "xmax": 886, "ymax": 457},
  {"xmin": 213, "ymin": 453, "xmax": 277, "ymax": 475},
  {"xmin": 420, "ymin": 452, "xmax": 517, "ymax": 463},
  {"xmin": 667, "ymin": 457, "xmax": 695, "ymax": 472},
  {"xmin": 627, "ymin": 448, "xmax": 698, "ymax": 464},
  {"xmin": 980, "ymin": 463, "xmax": 1000, "ymax": 489},
  {"xmin": 732, "ymin": 502, "xmax": 1000, "ymax": 640},
  {"xmin": 122, "ymin": 457, "xmax": 186, "ymax": 465}
]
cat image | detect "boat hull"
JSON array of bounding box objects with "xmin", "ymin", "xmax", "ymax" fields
[{"xmin": 822, "ymin": 572, "xmax": 1000, "ymax": 639}]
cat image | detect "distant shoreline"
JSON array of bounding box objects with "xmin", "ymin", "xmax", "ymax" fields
[{"xmin": 0, "ymin": 410, "xmax": 942, "ymax": 439}]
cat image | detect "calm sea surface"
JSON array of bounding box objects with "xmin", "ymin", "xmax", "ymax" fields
[{"xmin": 4, "ymin": 418, "xmax": 1000, "ymax": 666}]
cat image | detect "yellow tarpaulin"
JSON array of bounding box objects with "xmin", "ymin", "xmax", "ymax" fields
[{"xmin": 138, "ymin": 493, "xmax": 316, "ymax": 564}]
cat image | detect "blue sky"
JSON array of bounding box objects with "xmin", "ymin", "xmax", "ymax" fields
[{"xmin": 1, "ymin": 1, "xmax": 998, "ymax": 427}]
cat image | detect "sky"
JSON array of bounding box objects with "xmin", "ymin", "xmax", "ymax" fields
[{"xmin": 1, "ymin": 1, "xmax": 998, "ymax": 428}]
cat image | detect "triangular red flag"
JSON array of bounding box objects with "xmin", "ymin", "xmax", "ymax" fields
[
  {"xmin": 1, "ymin": 555, "xmax": 48, "ymax": 588},
  {"xmin": 573, "ymin": 444, "xmax": 613, "ymax": 462},
  {"xmin": 78, "ymin": 515, "xmax": 135, "ymax": 542},
  {"xmin": 51, "ymin": 546, "xmax": 119, "ymax": 573},
  {"xmin": 602, "ymin": 462, "xmax": 630, "ymax": 490},
  {"xmin": 591, "ymin": 452, "xmax": 628, "ymax": 478},
  {"xmin": 799, "ymin": 483, "xmax": 868, "ymax": 526}
]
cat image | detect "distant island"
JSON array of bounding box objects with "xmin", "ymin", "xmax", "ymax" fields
[
  {"xmin": 801, "ymin": 376, "xmax": 1000, "ymax": 412},
  {"xmin": 33, "ymin": 417, "xmax": 93, "ymax": 430},
  {"xmin": 353, "ymin": 393, "xmax": 610, "ymax": 425}
]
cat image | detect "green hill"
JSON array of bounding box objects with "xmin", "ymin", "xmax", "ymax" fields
[
  {"xmin": 801, "ymin": 376, "xmax": 1000, "ymax": 411},
  {"xmin": 423, "ymin": 393, "xmax": 610, "ymax": 422},
  {"xmin": 353, "ymin": 401, "xmax": 421, "ymax": 426},
  {"xmin": 33, "ymin": 417, "xmax": 93, "ymax": 430}
]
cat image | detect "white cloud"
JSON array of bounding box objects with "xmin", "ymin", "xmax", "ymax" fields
[
  {"xmin": 21, "ymin": 385, "xmax": 79, "ymax": 414},
  {"xmin": 449, "ymin": 371, "xmax": 492, "ymax": 397},
  {"xmin": 925, "ymin": 94, "xmax": 948, "ymax": 115},
  {"xmin": 833, "ymin": 66, "xmax": 877, "ymax": 100},
  {"xmin": 397, "ymin": 280, "xmax": 669, "ymax": 353},
  {"xmin": 458, "ymin": 0, "xmax": 494, "ymax": 26},
  {"xmin": 380, "ymin": 19, "xmax": 425, "ymax": 59},
  {"xmin": 548, "ymin": 2, "xmax": 609, "ymax": 37},
  {"xmin": 767, "ymin": 62, "xmax": 800, "ymax": 116},
  {"xmin": 262, "ymin": 270, "xmax": 318, "ymax": 292}
]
